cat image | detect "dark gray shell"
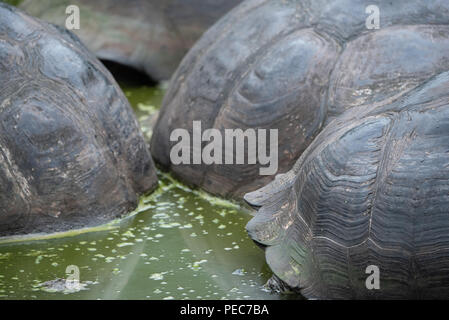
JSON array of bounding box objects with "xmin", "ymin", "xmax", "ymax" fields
[
  {"xmin": 20, "ymin": 0, "xmax": 242, "ymax": 81},
  {"xmin": 151, "ymin": 0, "xmax": 449, "ymax": 200},
  {"xmin": 241, "ymin": 2, "xmax": 449, "ymax": 299},
  {"xmin": 0, "ymin": 3, "xmax": 157, "ymax": 236},
  {"xmin": 246, "ymin": 70, "xmax": 449, "ymax": 299}
]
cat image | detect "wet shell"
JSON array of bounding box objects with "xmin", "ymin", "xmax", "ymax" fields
[
  {"xmin": 246, "ymin": 69, "xmax": 449, "ymax": 299},
  {"xmin": 0, "ymin": 3, "xmax": 157, "ymax": 236},
  {"xmin": 151, "ymin": 0, "xmax": 449, "ymax": 200}
]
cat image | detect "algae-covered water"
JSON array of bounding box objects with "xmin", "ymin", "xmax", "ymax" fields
[
  {"xmin": 0, "ymin": 84, "xmax": 293, "ymax": 300},
  {"xmin": 2, "ymin": 0, "xmax": 22, "ymax": 6}
]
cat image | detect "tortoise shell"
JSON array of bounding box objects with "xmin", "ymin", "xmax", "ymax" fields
[
  {"xmin": 20, "ymin": 0, "xmax": 243, "ymax": 81},
  {"xmin": 240, "ymin": 0, "xmax": 449, "ymax": 299},
  {"xmin": 246, "ymin": 70, "xmax": 449, "ymax": 299},
  {"xmin": 0, "ymin": 3, "xmax": 157, "ymax": 236},
  {"xmin": 151, "ymin": 0, "xmax": 449, "ymax": 201}
]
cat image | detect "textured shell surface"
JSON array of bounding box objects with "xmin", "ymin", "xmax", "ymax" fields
[
  {"xmin": 0, "ymin": 3, "xmax": 157, "ymax": 236},
  {"xmin": 19, "ymin": 0, "xmax": 243, "ymax": 81},
  {"xmin": 241, "ymin": 0, "xmax": 449, "ymax": 299},
  {"xmin": 246, "ymin": 70, "xmax": 449, "ymax": 299},
  {"xmin": 151, "ymin": 0, "xmax": 449, "ymax": 201}
]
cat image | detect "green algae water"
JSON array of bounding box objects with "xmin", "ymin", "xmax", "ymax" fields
[
  {"xmin": 0, "ymin": 84, "xmax": 294, "ymax": 300},
  {"xmin": 122, "ymin": 83, "xmax": 166, "ymax": 142},
  {"xmin": 2, "ymin": 0, "xmax": 22, "ymax": 6}
]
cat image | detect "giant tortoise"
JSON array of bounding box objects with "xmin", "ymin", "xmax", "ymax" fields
[
  {"xmin": 151, "ymin": 0, "xmax": 449, "ymax": 201},
  {"xmin": 0, "ymin": 3, "xmax": 157, "ymax": 236},
  {"xmin": 232, "ymin": 0, "xmax": 449, "ymax": 299},
  {"xmin": 20, "ymin": 0, "xmax": 242, "ymax": 82},
  {"xmin": 246, "ymin": 69, "xmax": 449, "ymax": 299}
]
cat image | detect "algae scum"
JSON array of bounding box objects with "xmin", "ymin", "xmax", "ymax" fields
[{"xmin": 0, "ymin": 84, "xmax": 290, "ymax": 300}]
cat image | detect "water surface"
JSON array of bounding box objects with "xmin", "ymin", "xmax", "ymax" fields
[{"xmin": 0, "ymin": 84, "xmax": 296, "ymax": 300}]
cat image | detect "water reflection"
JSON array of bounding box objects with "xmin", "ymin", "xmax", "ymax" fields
[
  {"xmin": 0, "ymin": 174, "xmax": 293, "ymax": 299},
  {"xmin": 0, "ymin": 83, "xmax": 299, "ymax": 300}
]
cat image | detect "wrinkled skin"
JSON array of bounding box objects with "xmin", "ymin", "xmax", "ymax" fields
[
  {"xmin": 242, "ymin": 0, "xmax": 449, "ymax": 299},
  {"xmin": 151, "ymin": 0, "xmax": 449, "ymax": 201},
  {"xmin": 20, "ymin": 0, "xmax": 242, "ymax": 81},
  {"xmin": 0, "ymin": 3, "xmax": 158, "ymax": 236}
]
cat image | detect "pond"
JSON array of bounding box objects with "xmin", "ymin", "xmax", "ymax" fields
[{"xmin": 0, "ymin": 83, "xmax": 298, "ymax": 300}]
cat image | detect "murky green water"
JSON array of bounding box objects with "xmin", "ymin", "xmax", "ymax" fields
[
  {"xmin": 2, "ymin": 0, "xmax": 22, "ymax": 6},
  {"xmin": 122, "ymin": 83, "xmax": 166, "ymax": 142},
  {"xmin": 0, "ymin": 84, "xmax": 295, "ymax": 300}
]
